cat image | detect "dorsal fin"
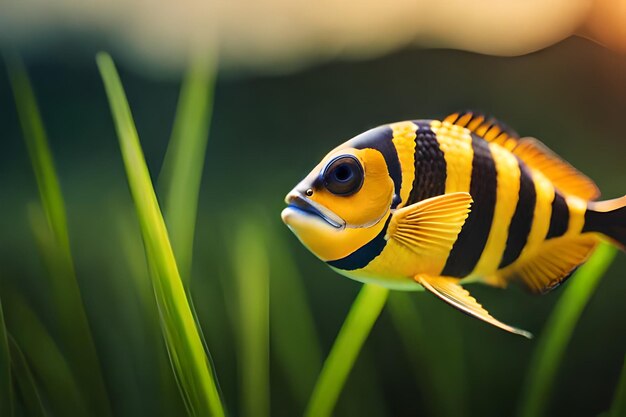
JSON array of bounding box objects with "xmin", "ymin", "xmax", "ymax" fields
[
  {"xmin": 444, "ymin": 111, "xmax": 600, "ymax": 201},
  {"xmin": 444, "ymin": 111, "xmax": 519, "ymax": 151},
  {"xmin": 513, "ymin": 138, "xmax": 600, "ymax": 200}
]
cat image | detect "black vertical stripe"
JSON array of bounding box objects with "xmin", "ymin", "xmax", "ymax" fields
[
  {"xmin": 325, "ymin": 125, "xmax": 401, "ymax": 271},
  {"xmin": 442, "ymin": 134, "xmax": 498, "ymax": 277},
  {"xmin": 406, "ymin": 121, "xmax": 447, "ymax": 205},
  {"xmin": 546, "ymin": 192, "xmax": 569, "ymax": 239},
  {"xmin": 326, "ymin": 216, "xmax": 392, "ymax": 270},
  {"xmin": 499, "ymin": 159, "xmax": 536, "ymax": 268},
  {"xmin": 351, "ymin": 125, "xmax": 403, "ymax": 208}
]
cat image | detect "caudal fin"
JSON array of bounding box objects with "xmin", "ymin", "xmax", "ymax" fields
[{"xmin": 584, "ymin": 195, "xmax": 626, "ymax": 250}]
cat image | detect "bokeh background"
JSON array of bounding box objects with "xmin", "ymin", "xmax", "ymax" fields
[{"xmin": 0, "ymin": 3, "xmax": 625, "ymax": 416}]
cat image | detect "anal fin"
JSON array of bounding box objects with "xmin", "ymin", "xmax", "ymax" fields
[
  {"xmin": 415, "ymin": 275, "xmax": 533, "ymax": 338},
  {"xmin": 501, "ymin": 234, "xmax": 599, "ymax": 294}
]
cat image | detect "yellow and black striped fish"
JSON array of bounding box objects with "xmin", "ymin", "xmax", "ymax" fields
[{"xmin": 281, "ymin": 111, "xmax": 626, "ymax": 338}]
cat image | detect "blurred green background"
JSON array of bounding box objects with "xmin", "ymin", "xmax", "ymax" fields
[{"xmin": 0, "ymin": 37, "xmax": 625, "ymax": 417}]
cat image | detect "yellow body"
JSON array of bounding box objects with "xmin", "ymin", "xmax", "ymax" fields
[
  {"xmin": 282, "ymin": 112, "xmax": 621, "ymax": 336},
  {"xmin": 317, "ymin": 120, "xmax": 590, "ymax": 290}
]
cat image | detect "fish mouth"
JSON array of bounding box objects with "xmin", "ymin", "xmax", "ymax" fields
[{"xmin": 284, "ymin": 192, "xmax": 345, "ymax": 229}]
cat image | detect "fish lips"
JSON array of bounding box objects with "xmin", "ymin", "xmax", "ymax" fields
[{"xmin": 282, "ymin": 192, "xmax": 346, "ymax": 230}]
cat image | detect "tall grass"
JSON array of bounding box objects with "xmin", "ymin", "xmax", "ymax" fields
[
  {"xmin": 114, "ymin": 205, "xmax": 187, "ymax": 417},
  {"xmin": 158, "ymin": 53, "xmax": 217, "ymax": 414},
  {"xmin": 231, "ymin": 221, "xmax": 270, "ymax": 417},
  {"xmin": 305, "ymin": 284, "xmax": 389, "ymax": 417},
  {"xmin": 518, "ymin": 242, "xmax": 618, "ymax": 417},
  {"xmin": 96, "ymin": 52, "xmax": 225, "ymax": 417},
  {"xmin": 0, "ymin": 297, "xmax": 12, "ymax": 417},
  {"xmin": 159, "ymin": 53, "xmax": 216, "ymax": 284},
  {"xmin": 5, "ymin": 53, "xmax": 111, "ymax": 417}
]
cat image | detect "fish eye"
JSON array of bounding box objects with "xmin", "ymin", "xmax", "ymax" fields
[{"xmin": 322, "ymin": 155, "xmax": 364, "ymax": 196}]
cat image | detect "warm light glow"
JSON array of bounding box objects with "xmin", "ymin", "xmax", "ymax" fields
[{"xmin": 0, "ymin": 0, "xmax": 624, "ymax": 73}]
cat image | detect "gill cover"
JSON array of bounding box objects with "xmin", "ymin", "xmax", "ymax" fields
[{"xmin": 282, "ymin": 146, "xmax": 394, "ymax": 261}]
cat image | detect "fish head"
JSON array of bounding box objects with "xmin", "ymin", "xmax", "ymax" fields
[{"xmin": 281, "ymin": 143, "xmax": 394, "ymax": 261}]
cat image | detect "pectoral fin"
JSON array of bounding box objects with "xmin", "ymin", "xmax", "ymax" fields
[
  {"xmin": 386, "ymin": 192, "xmax": 473, "ymax": 256},
  {"xmin": 415, "ymin": 275, "xmax": 533, "ymax": 339}
]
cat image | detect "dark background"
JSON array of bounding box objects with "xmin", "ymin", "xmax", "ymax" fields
[{"xmin": 0, "ymin": 37, "xmax": 625, "ymax": 416}]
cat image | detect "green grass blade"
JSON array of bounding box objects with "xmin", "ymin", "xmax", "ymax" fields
[
  {"xmin": 609, "ymin": 355, "xmax": 626, "ymax": 417},
  {"xmin": 5, "ymin": 293, "xmax": 87, "ymax": 417},
  {"xmin": 96, "ymin": 51, "xmax": 225, "ymax": 417},
  {"xmin": 8, "ymin": 335, "xmax": 48, "ymax": 417},
  {"xmin": 159, "ymin": 53, "xmax": 216, "ymax": 283},
  {"xmin": 305, "ymin": 284, "xmax": 389, "ymax": 417},
  {"xmin": 0, "ymin": 297, "xmax": 13, "ymax": 417},
  {"xmin": 4, "ymin": 53, "xmax": 70, "ymax": 252},
  {"xmin": 267, "ymin": 230, "xmax": 322, "ymax": 406},
  {"xmin": 518, "ymin": 242, "xmax": 618, "ymax": 417},
  {"xmin": 5, "ymin": 53, "xmax": 111, "ymax": 417},
  {"xmin": 232, "ymin": 221, "xmax": 270, "ymax": 417},
  {"xmin": 115, "ymin": 207, "xmax": 187, "ymax": 416}
]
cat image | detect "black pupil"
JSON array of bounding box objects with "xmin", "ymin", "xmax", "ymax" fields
[
  {"xmin": 322, "ymin": 156, "xmax": 364, "ymax": 196},
  {"xmin": 334, "ymin": 164, "xmax": 353, "ymax": 182}
]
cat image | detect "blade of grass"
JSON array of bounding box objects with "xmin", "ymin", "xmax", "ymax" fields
[
  {"xmin": 0, "ymin": 297, "xmax": 13, "ymax": 417},
  {"xmin": 4, "ymin": 54, "xmax": 69, "ymax": 252},
  {"xmin": 267, "ymin": 229, "xmax": 322, "ymax": 406},
  {"xmin": 116, "ymin": 204, "xmax": 187, "ymax": 413},
  {"xmin": 96, "ymin": 51, "xmax": 225, "ymax": 417},
  {"xmin": 231, "ymin": 220, "xmax": 270, "ymax": 417},
  {"xmin": 5, "ymin": 292, "xmax": 87, "ymax": 417},
  {"xmin": 156, "ymin": 56, "xmax": 221, "ymax": 412},
  {"xmin": 304, "ymin": 283, "xmax": 389, "ymax": 417},
  {"xmin": 518, "ymin": 242, "xmax": 618, "ymax": 417},
  {"xmin": 609, "ymin": 355, "xmax": 626, "ymax": 417},
  {"xmin": 115, "ymin": 207, "xmax": 187, "ymax": 416},
  {"xmin": 8, "ymin": 335, "xmax": 48, "ymax": 417},
  {"xmin": 5, "ymin": 53, "xmax": 111, "ymax": 417},
  {"xmin": 159, "ymin": 53, "xmax": 216, "ymax": 284}
]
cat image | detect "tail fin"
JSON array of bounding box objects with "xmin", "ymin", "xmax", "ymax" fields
[{"xmin": 584, "ymin": 195, "xmax": 626, "ymax": 251}]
